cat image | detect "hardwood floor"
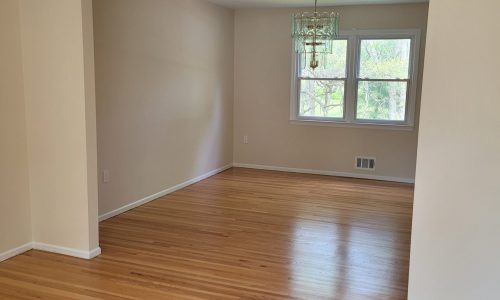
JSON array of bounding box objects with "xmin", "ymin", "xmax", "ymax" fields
[{"xmin": 0, "ymin": 168, "xmax": 414, "ymax": 299}]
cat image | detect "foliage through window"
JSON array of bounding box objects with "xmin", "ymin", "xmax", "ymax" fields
[
  {"xmin": 357, "ymin": 39, "xmax": 411, "ymax": 121},
  {"xmin": 292, "ymin": 30, "xmax": 420, "ymax": 127},
  {"xmin": 298, "ymin": 40, "xmax": 347, "ymax": 119}
]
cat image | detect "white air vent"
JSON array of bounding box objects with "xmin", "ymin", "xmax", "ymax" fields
[{"xmin": 355, "ymin": 156, "xmax": 376, "ymax": 171}]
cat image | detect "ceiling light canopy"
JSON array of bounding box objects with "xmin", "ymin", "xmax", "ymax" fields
[{"xmin": 292, "ymin": 0, "xmax": 340, "ymax": 70}]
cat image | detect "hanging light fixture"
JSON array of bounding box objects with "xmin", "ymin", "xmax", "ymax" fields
[{"xmin": 292, "ymin": 0, "xmax": 340, "ymax": 70}]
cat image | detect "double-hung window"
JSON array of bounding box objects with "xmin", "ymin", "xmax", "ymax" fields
[
  {"xmin": 291, "ymin": 30, "xmax": 420, "ymax": 128},
  {"xmin": 297, "ymin": 39, "xmax": 348, "ymax": 120}
]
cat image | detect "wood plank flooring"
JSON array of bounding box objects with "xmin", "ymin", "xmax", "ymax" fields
[{"xmin": 0, "ymin": 168, "xmax": 414, "ymax": 299}]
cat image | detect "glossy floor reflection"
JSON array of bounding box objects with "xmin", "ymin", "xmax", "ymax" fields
[{"xmin": 0, "ymin": 168, "xmax": 413, "ymax": 299}]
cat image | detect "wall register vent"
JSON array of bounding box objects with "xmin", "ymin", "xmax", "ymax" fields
[{"xmin": 355, "ymin": 157, "xmax": 376, "ymax": 171}]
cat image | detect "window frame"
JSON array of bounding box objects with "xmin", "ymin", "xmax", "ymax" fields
[
  {"xmin": 290, "ymin": 29, "xmax": 421, "ymax": 130},
  {"xmin": 295, "ymin": 37, "xmax": 349, "ymax": 122}
]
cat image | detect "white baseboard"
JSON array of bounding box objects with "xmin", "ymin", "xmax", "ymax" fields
[
  {"xmin": 1, "ymin": 163, "xmax": 407, "ymax": 263},
  {"xmin": 233, "ymin": 163, "xmax": 415, "ymax": 184},
  {"xmin": 0, "ymin": 242, "xmax": 32, "ymax": 262},
  {"xmin": 32, "ymin": 242, "xmax": 101, "ymax": 260},
  {"xmin": 1, "ymin": 242, "xmax": 101, "ymax": 262},
  {"xmin": 99, "ymin": 164, "xmax": 233, "ymax": 222}
]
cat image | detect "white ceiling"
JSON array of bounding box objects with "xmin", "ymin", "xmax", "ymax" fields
[{"xmin": 206, "ymin": 0, "xmax": 428, "ymax": 8}]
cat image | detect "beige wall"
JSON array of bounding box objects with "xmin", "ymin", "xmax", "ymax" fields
[
  {"xmin": 0, "ymin": 0, "xmax": 32, "ymax": 254},
  {"xmin": 234, "ymin": 3, "xmax": 428, "ymax": 181},
  {"xmin": 409, "ymin": 0, "xmax": 500, "ymax": 298},
  {"xmin": 19, "ymin": 0, "xmax": 99, "ymax": 251},
  {"xmin": 94, "ymin": 0, "xmax": 234, "ymax": 216},
  {"xmin": 82, "ymin": 0, "xmax": 100, "ymax": 251}
]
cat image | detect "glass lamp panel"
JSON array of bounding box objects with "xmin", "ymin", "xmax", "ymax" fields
[{"xmin": 293, "ymin": 12, "xmax": 338, "ymax": 39}]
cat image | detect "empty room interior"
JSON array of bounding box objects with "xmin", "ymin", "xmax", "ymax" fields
[{"xmin": 1, "ymin": 0, "xmax": 499, "ymax": 299}]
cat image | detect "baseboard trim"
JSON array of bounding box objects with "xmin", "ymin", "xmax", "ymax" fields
[
  {"xmin": 233, "ymin": 163, "xmax": 415, "ymax": 184},
  {"xmin": 32, "ymin": 242, "xmax": 101, "ymax": 260},
  {"xmin": 99, "ymin": 164, "xmax": 233, "ymax": 222},
  {"xmin": 0, "ymin": 242, "xmax": 32, "ymax": 262},
  {"xmin": 1, "ymin": 242, "xmax": 101, "ymax": 262}
]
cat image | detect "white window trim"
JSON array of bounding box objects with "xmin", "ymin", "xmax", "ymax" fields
[{"xmin": 290, "ymin": 29, "xmax": 421, "ymax": 130}]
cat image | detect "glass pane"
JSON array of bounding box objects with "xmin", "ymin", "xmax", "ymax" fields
[
  {"xmin": 300, "ymin": 39, "xmax": 347, "ymax": 79},
  {"xmin": 359, "ymin": 39, "xmax": 411, "ymax": 79},
  {"xmin": 356, "ymin": 81, "xmax": 407, "ymax": 121},
  {"xmin": 299, "ymin": 80, "xmax": 344, "ymax": 118}
]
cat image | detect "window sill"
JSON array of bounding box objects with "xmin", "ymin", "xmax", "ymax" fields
[{"xmin": 289, "ymin": 119, "xmax": 415, "ymax": 131}]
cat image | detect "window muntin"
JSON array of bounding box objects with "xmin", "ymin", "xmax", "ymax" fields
[{"xmin": 292, "ymin": 30, "xmax": 419, "ymax": 128}]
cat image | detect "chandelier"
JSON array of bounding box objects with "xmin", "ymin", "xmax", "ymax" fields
[{"xmin": 292, "ymin": 0, "xmax": 340, "ymax": 70}]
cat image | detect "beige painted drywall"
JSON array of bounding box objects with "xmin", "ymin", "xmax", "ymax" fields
[
  {"xmin": 408, "ymin": 0, "xmax": 500, "ymax": 299},
  {"xmin": 19, "ymin": 0, "xmax": 99, "ymax": 251},
  {"xmin": 0, "ymin": 0, "xmax": 32, "ymax": 254},
  {"xmin": 94, "ymin": 0, "xmax": 234, "ymax": 216},
  {"xmin": 234, "ymin": 3, "xmax": 428, "ymax": 180},
  {"xmin": 82, "ymin": 0, "xmax": 99, "ymax": 251}
]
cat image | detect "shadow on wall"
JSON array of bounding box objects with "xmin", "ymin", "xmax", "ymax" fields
[{"xmin": 93, "ymin": 0, "xmax": 234, "ymax": 217}]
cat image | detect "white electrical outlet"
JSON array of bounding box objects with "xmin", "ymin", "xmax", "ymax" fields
[
  {"xmin": 103, "ymin": 170, "xmax": 110, "ymax": 183},
  {"xmin": 243, "ymin": 135, "xmax": 249, "ymax": 144}
]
